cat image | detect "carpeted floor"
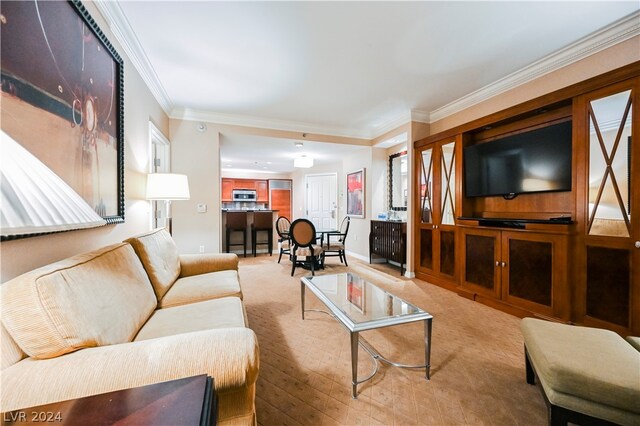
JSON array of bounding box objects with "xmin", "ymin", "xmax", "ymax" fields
[{"xmin": 238, "ymin": 254, "xmax": 547, "ymax": 425}]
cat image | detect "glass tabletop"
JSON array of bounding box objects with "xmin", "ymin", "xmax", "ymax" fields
[{"xmin": 301, "ymin": 272, "xmax": 432, "ymax": 332}]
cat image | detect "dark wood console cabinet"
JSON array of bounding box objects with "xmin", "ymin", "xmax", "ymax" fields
[{"xmin": 369, "ymin": 220, "xmax": 406, "ymax": 275}]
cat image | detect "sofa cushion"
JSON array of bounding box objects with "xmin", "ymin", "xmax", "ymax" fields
[
  {"xmin": 1, "ymin": 244, "xmax": 157, "ymax": 359},
  {"xmin": 159, "ymin": 270, "xmax": 242, "ymax": 308},
  {"xmin": 134, "ymin": 297, "xmax": 247, "ymax": 342},
  {"xmin": 1, "ymin": 324, "xmax": 25, "ymax": 370},
  {"xmin": 179, "ymin": 253, "xmax": 238, "ymax": 278},
  {"xmin": 521, "ymin": 318, "xmax": 640, "ymax": 414},
  {"xmin": 1, "ymin": 328, "xmax": 259, "ymax": 423},
  {"xmin": 125, "ymin": 228, "xmax": 181, "ymax": 300}
]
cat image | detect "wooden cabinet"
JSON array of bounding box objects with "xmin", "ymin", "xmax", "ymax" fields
[
  {"xmin": 369, "ymin": 220, "xmax": 406, "ymax": 275},
  {"xmin": 256, "ymin": 180, "xmax": 268, "ymax": 202},
  {"xmin": 222, "ymin": 179, "xmax": 234, "ymax": 202},
  {"xmin": 411, "ymin": 64, "xmax": 640, "ymax": 334},
  {"xmin": 460, "ymin": 227, "xmax": 568, "ymax": 319},
  {"xmin": 414, "ymin": 136, "xmax": 461, "ymax": 287},
  {"xmin": 236, "ymin": 179, "xmax": 255, "ymax": 190},
  {"xmin": 221, "ymin": 178, "xmax": 269, "ymax": 202},
  {"xmin": 574, "ymin": 78, "xmax": 639, "ymax": 335},
  {"xmin": 460, "ymin": 228, "xmax": 501, "ymax": 298}
]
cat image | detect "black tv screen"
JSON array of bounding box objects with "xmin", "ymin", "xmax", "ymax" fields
[{"xmin": 464, "ymin": 121, "xmax": 572, "ymax": 197}]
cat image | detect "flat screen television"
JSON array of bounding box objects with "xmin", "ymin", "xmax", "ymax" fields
[{"xmin": 464, "ymin": 121, "xmax": 572, "ymax": 198}]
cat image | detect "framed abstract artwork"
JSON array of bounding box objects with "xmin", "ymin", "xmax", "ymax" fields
[
  {"xmin": 1, "ymin": 0, "xmax": 124, "ymax": 241},
  {"xmin": 346, "ymin": 168, "xmax": 365, "ymax": 218}
]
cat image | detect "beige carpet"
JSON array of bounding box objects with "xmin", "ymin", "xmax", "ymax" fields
[{"xmin": 238, "ymin": 255, "xmax": 547, "ymax": 425}]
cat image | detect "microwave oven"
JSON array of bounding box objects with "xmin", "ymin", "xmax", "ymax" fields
[{"xmin": 232, "ymin": 189, "xmax": 257, "ymax": 202}]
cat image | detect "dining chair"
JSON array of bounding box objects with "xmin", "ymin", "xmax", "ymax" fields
[
  {"xmin": 289, "ymin": 218, "xmax": 324, "ymax": 276},
  {"xmin": 323, "ymin": 216, "xmax": 350, "ymax": 266},
  {"xmin": 275, "ymin": 216, "xmax": 291, "ymax": 263}
]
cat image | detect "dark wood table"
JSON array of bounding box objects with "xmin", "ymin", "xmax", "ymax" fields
[{"xmin": 1, "ymin": 375, "xmax": 216, "ymax": 426}]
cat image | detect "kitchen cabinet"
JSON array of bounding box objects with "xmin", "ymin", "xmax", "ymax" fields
[
  {"xmin": 256, "ymin": 180, "xmax": 268, "ymax": 202},
  {"xmin": 221, "ymin": 178, "xmax": 268, "ymax": 202},
  {"xmin": 222, "ymin": 179, "xmax": 234, "ymax": 202}
]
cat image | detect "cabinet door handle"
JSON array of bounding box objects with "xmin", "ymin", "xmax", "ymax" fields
[
  {"xmin": 501, "ymin": 262, "xmax": 506, "ymax": 267},
  {"xmin": 495, "ymin": 261, "xmax": 500, "ymax": 266},
  {"xmin": 635, "ymin": 241, "xmax": 640, "ymax": 249}
]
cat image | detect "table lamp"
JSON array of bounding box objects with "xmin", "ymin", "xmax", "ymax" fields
[{"xmin": 146, "ymin": 173, "xmax": 190, "ymax": 234}]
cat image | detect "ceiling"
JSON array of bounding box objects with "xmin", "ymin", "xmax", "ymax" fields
[
  {"xmin": 107, "ymin": 1, "xmax": 639, "ymax": 172},
  {"xmin": 220, "ymin": 134, "xmax": 374, "ymax": 174}
]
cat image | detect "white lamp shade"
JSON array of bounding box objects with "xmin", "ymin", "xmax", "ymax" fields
[
  {"xmin": 294, "ymin": 155, "xmax": 314, "ymax": 168},
  {"xmin": 146, "ymin": 173, "xmax": 190, "ymax": 200}
]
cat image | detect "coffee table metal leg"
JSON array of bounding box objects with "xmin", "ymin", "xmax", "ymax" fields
[
  {"xmin": 424, "ymin": 318, "xmax": 432, "ymax": 380},
  {"xmin": 351, "ymin": 331, "xmax": 359, "ymax": 398},
  {"xmin": 301, "ymin": 282, "xmax": 305, "ymax": 320}
]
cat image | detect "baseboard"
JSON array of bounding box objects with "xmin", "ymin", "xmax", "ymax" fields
[
  {"xmin": 229, "ymin": 248, "xmax": 272, "ymax": 256},
  {"xmin": 344, "ymin": 250, "xmax": 369, "ymax": 263}
]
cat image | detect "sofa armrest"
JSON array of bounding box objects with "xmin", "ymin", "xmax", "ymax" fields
[
  {"xmin": 179, "ymin": 253, "xmax": 238, "ymax": 277},
  {"xmin": 627, "ymin": 336, "xmax": 640, "ymax": 352},
  {"xmin": 1, "ymin": 328, "xmax": 259, "ymax": 412}
]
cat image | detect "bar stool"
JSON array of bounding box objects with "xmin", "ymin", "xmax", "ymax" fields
[
  {"xmin": 226, "ymin": 212, "xmax": 248, "ymax": 257},
  {"xmin": 251, "ymin": 212, "xmax": 273, "ymax": 257}
]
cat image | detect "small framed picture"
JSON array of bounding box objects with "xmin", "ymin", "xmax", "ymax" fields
[{"xmin": 346, "ymin": 168, "xmax": 365, "ymax": 218}]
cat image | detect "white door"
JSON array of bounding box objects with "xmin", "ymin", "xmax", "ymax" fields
[{"xmin": 306, "ymin": 174, "xmax": 337, "ymax": 231}]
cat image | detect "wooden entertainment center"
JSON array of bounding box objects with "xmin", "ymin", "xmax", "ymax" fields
[{"xmin": 413, "ymin": 62, "xmax": 639, "ymax": 335}]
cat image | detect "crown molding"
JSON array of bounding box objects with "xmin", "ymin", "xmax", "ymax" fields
[
  {"xmin": 172, "ymin": 108, "xmax": 418, "ymax": 141},
  {"xmin": 369, "ymin": 112, "xmax": 413, "ymax": 138},
  {"xmin": 411, "ymin": 110, "xmax": 430, "ymax": 123},
  {"xmin": 429, "ymin": 11, "xmax": 640, "ymax": 123},
  {"xmin": 170, "ymin": 107, "xmax": 375, "ymax": 140},
  {"xmin": 93, "ymin": 2, "xmax": 637, "ymax": 141},
  {"xmin": 93, "ymin": 0, "xmax": 173, "ymax": 114}
]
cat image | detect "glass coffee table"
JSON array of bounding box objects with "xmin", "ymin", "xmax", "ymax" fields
[{"xmin": 300, "ymin": 272, "xmax": 433, "ymax": 398}]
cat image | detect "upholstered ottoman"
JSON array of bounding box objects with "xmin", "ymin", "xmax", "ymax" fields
[{"xmin": 520, "ymin": 318, "xmax": 640, "ymax": 426}]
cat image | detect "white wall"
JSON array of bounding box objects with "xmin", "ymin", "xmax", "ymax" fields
[
  {"xmin": 170, "ymin": 120, "xmax": 221, "ymax": 254},
  {"xmin": 1, "ymin": 2, "xmax": 169, "ymax": 283},
  {"xmin": 341, "ymin": 149, "xmax": 374, "ymax": 259}
]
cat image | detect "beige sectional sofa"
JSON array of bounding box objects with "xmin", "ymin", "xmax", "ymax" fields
[{"xmin": 1, "ymin": 228, "xmax": 259, "ymax": 425}]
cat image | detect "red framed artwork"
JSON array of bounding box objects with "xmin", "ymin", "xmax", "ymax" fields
[{"xmin": 346, "ymin": 168, "xmax": 365, "ymax": 218}]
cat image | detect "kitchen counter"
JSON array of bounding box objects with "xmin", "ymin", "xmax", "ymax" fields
[{"xmin": 221, "ymin": 210, "xmax": 280, "ymax": 256}]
